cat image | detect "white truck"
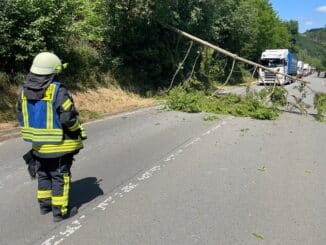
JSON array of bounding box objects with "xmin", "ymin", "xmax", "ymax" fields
[
  {"xmin": 297, "ymin": 60, "xmax": 303, "ymax": 78},
  {"xmin": 303, "ymin": 63, "xmax": 310, "ymax": 77},
  {"xmin": 259, "ymin": 49, "xmax": 298, "ymax": 85}
]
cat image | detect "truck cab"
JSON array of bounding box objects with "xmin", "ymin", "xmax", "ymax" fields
[{"xmin": 259, "ymin": 49, "xmax": 298, "ymax": 85}]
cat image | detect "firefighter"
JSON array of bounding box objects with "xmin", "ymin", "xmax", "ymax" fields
[{"xmin": 17, "ymin": 52, "xmax": 87, "ymax": 222}]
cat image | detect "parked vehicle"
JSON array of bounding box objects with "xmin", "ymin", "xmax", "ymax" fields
[
  {"xmin": 297, "ymin": 60, "xmax": 303, "ymax": 78},
  {"xmin": 259, "ymin": 49, "xmax": 298, "ymax": 85},
  {"xmin": 302, "ymin": 63, "xmax": 310, "ymax": 77}
]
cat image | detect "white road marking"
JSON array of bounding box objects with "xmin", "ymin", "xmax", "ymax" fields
[
  {"xmin": 164, "ymin": 154, "xmax": 175, "ymax": 162},
  {"xmin": 137, "ymin": 171, "xmax": 152, "ymax": 181},
  {"xmin": 53, "ymin": 238, "xmax": 64, "ymax": 245},
  {"xmin": 114, "ymin": 192, "xmax": 123, "ymax": 198},
  {"xmin": 41, "ymin": 119, "xmax": 229, "ymax": 245},
  {"xmin": 121, "ymin": 183, "xmax": 139, "ymax": 193},
  {"xmin": 42, "ymin": 216, "xmax": 85, "ymax": 245},
  {"xmin": 184, "ymin": 137, "xmax": 201, "ymax": 148},
  {"xmin": 41, "ymin": 236, "xmax": 56, "ymax": 245}
]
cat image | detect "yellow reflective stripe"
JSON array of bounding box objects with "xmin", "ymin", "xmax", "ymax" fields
[
  {"xmin": 33, "ymin": 144, "xmax": 83, "ymax": 153},
  {"xmin": 21, "ymin": 90, "xmax": 26, "ymax": 100},
  {"xmin": 51, "ymin": 173, "xmax": 70, "ymax": 215},
  {"xmin": 43, "ymin": 84, "xmax": 56, "ymax": 101},
  {"xmin": 33, "ymin": 139, "xmax": 83, "ymax": 154},
  {"xmin": 52, "ymin": 196, "xmax": 68, "ymax": 206},
  {"xmin": 22, "ymin": 134, "xmax": 63, "ymax": 141},
  {"xmin": 21, "ymin": 127, "xmax": 63, "ymax": 134},
  {"xmin": 61, "ymin": 173, "xmax": 70, "ymax": 215},
  {"xmin": 81, "ymin": 129, "xmax": 87, "ymax": 138},
  {"xmin": 37, "ymin": 190, "xmax": 52, "ymax": 199},
  {"xmin": 21, "ymin": 127, "xmax": 63, "ymax": 143},
  {"xmin": 62, "ymin": 99, "xmax": 72, "ymax": 111},
  {"xmin": 21, "ymin": 92, "xmax": 29, "ymax": 127},
  {"xmin": 80, "ymin": 125, "xmax": 87, "ymax": 138},
  {"xmin": 22, "ymin": 134, "xmax": 63, "ymax": 142},
  {"xmin": 68, "ymin": 120, "xmax": 80, "ymax": 132},
  {"xmin": 47, "ymin": 101, "xmax": 53, "ymax": 129}
]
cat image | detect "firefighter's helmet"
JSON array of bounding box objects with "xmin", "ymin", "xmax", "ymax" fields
[{"xmin": 30, "ymin": 52, "xmax": 67, "ymax": 75}]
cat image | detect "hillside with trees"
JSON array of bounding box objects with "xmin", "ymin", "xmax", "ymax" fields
[
  {"xmin": 0, "ymin": 0, "xmax": 291, "ymax": 89},
  {"xmin": 297, "ymin": 28, "xmax": 326, "ymax": 71}
]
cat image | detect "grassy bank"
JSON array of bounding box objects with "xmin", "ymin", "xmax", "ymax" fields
[
  {"xmin": 0, "ymin": 73, "xmax": 18, "ymax": 129},
  {"xmin": 0, "ymin": 83, "xmax": 157, "ymax": 131}
]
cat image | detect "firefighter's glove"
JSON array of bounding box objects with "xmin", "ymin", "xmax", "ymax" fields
[
  {"xmin": 80, "ymin": 125, "xmax": 87, "ymax": 140},
  {"xmin": 23, "ymin": 150, "xmax": 37, "ymax": 180},
  {"xmin": 27, "ymin": 163, "xmax": 37, "ymax": 180}
]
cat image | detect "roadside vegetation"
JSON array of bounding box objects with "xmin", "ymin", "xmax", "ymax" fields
[
  {"xmin": 167, "ymin": 86, "xmax": 286, "ymax": 120},
  {"xmin": 0, "ymin": 73, "xmax": 17, "ymax": 124},
  {"xmin": 314, "ymin": 93, "xmax": 326, "ymax": 122},
  {"xmin": 297, "ymin": 28, "xmax": 326, "ymax": 72},
  {"xmin": 73, "ymin": 86, "xmax": 156, "ymax": 123},
  {"xmin": 0, "ymin": 0, "xmax": 325, "ymax": 126},
  {"xmin": 0, "ymin": 83, "xmax": 156, "ymax": 129}
]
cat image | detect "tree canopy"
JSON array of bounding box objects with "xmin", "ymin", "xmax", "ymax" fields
[{"xmin": 0, "ymin": 0, "xmax": 322, "ymax": 90}]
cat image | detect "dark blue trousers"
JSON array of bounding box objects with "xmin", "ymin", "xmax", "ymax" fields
[{"xmin": 36, "ymin": 154, "xmax": 73, "ymax": 218}]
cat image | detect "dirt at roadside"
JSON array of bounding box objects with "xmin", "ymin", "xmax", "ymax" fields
[
  {"xmin": 0, "ymin": 86, "xmax": 158, "ymax": 141},
  {"xmin": 72, "ymin": 87, "xmax": 157, "ymax": 122}
]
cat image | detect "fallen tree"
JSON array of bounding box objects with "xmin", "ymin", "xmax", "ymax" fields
[{"xmin": 165, "ymin": 26, "xmax": 325, "ymax": 121}]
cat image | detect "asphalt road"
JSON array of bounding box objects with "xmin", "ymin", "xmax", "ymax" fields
[{"xmin": 0, "ymin": 75, "xmax": 325, "ymax": 245}]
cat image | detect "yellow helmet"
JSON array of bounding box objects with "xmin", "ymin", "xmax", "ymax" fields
[{"xmin": 30, "ymin": 52, "xmax": 67, "ymax": 75}]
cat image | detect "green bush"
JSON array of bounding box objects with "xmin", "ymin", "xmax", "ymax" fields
[
  {"xmin": 270, "ymin": 87, "xmax": 287, "ymax": 107},
  {"xmin": 167, "ymin": 87, "xmax": 280, "ymax": 120},
  {"xmin": 168, "ymin": 87, "xmax": 205, "ymax": 113},
  {"xmin": 314, "ymin": 93, "xmax": 326, "ymax": 122},
  {"xmin": 0, "ymin": 72, "xmax": 17, "ymax": 122}
]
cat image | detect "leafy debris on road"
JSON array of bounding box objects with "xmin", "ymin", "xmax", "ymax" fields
[
  {"xmin": 240, "ymin": 128, "xmax": 250, "ymax": 136},
  {"xmin": 304, "ymin": 169, "xmax": 312, "ymax": 174},
  {"xmin": 167, "ymin": 87, "xmax": 280, "ymax": 120},
  {"xmin": 203, "ymin": 115, "xmax": 219, "ymax": 121},
  {"xmin": 252, "ymin": 233, "xmax": 265, "ymax": 240},
  {"xmin": 257, "ymin": 165, "xmax": 266, "ymax": 172},
  {"xmin": 157, "ymin": 104, "xmax": 171, "ymax": 112},
  {"xmin": 314, "ymin": 92, "xmax": 326, "ymax": 122}
]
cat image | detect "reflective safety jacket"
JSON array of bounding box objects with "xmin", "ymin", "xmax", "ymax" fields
[
  {"xmin": 20, "ymin": 82, "xmax": 63, "ymax": 144},
  {"xmin": 17, "ymin": 76, "xmax": 86, "ymax": 158}
]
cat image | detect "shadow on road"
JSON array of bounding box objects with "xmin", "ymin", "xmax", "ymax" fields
[{"xmin": 70, "ymin": 177, "xmax": 104, "ymax": 208}]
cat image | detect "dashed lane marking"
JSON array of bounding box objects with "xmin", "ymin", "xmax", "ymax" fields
[{"xmin": 41, "ymin": 119, "xmax": 230, "ymax": 245}]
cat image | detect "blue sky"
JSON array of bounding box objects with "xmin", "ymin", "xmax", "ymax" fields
[{"xmin": 270, "ymin": 0, "xmax": 326, "ymax": 33}]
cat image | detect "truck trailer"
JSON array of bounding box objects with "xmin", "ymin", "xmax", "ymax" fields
[{"xmin": 259, "ymin": 49, "xmax": 298, "ymax": 85}]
